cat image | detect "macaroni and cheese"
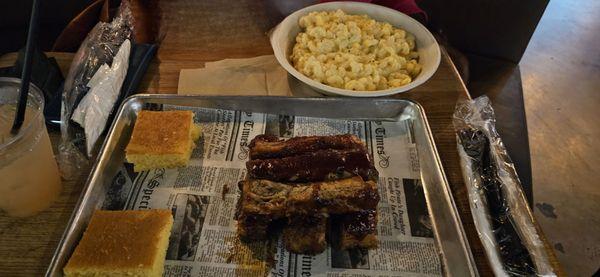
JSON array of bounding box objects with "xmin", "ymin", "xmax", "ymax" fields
[{"xmin": 291, "ymin": 10, "xmax": 421, "ymax": 91}]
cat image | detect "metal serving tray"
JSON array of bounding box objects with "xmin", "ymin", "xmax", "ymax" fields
[{"xmin": 46, "ymin": 95, "xmax": 478, "ymax": 276}]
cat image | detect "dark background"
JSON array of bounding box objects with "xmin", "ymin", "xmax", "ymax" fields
[
  {"xmin": 0, "ymin": 0, "xmax": 548, "ymax": 63},
  {"xmin": 0, "ymin": 0, "xmax": 94, "ymax": 55}
]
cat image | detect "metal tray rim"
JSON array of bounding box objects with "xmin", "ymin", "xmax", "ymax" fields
[{"xmin": 46, "ymin": 95, "xmax": 477, "ymax": 276}]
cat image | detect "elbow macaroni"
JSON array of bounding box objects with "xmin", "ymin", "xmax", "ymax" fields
[{"xmin": 291, "ymin": 10, "xmax": 422, "ymax": 91}]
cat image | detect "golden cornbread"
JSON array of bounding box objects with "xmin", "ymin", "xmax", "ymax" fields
[
  {"xmin": 126, "ymin": 110, "xmax": 201, "ymax": 172},
  {"xmin": 63, "ymin": 210, "xmax": 173, "ymax": 277}
]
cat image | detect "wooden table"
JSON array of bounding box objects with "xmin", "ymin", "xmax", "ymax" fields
[{"xmin": 0, "ymin": 0, "xmax": 561, "ymax": 275}]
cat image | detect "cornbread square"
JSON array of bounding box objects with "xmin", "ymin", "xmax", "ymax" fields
[
  {"xmin": 126, "ymin": 110, "xmax": 201, "ymax": 172},
  {"xmin": 64, "ymin": 210, "xmax": 174, "ymax": 277}
]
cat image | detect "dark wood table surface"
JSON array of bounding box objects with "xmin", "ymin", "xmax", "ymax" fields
[{"xmin": 0, "ymin": 0, "xmax": 562, "ymax": 275}]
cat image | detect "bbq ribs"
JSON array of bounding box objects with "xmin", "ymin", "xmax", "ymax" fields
[{"xmin": 236, "ymin": 134, "xmax": 381, "ymax": 254}]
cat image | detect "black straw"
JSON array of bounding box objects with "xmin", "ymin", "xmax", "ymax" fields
[{"xmin": 11, "ymin": 0, "xmax": 41, "ymax": 134}]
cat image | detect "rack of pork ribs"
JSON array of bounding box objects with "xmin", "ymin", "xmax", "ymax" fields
[{"xmin": 235, "ymin": 134, "xmax": 380, "ymax": 254}]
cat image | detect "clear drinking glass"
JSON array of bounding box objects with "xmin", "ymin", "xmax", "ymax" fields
[{"xmin": 0, "ymin": 77, "xmax": 62, "ymax": 217}]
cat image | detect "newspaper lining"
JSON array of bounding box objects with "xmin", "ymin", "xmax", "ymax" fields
[{"xmin": 103, "ymin": 105, "xmax": 442, "ymax": 277}]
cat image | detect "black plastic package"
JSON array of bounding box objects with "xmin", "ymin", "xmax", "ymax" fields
[{"xmin": 58, "ymin": 1, "xmax": 133, "ymax": 178}]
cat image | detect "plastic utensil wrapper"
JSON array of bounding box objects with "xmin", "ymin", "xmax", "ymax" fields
[
  {"xmin": 58, "ymin": 1, "xmax": 132, "ymax": 177},
  {"xmin": 453, "ymin": 96, "xmax": 557, "ymax": 276}
]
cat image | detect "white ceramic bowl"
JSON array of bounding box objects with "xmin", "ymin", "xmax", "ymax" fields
[{"xmin": 271, "ymin": 1, "xmax": 441, "ymax": 97}]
